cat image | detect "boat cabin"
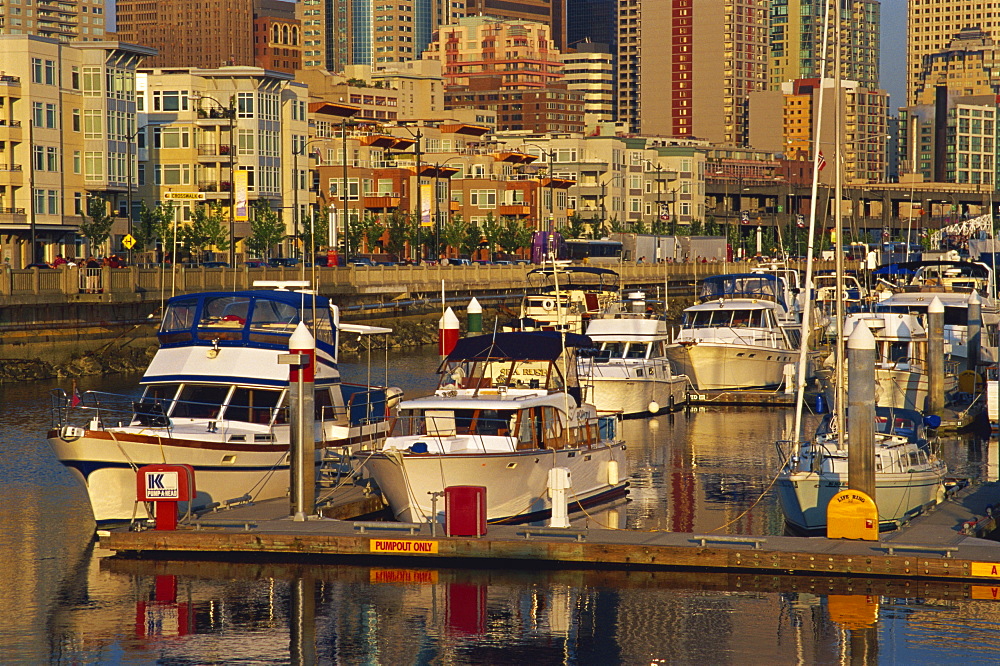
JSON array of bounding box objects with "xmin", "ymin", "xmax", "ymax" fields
[{"xmin": 696, "ymin": 273, "xmax": 788, "ymax": 310}]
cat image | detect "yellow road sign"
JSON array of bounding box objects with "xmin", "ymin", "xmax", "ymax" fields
[
  {"xmin": 163, "ymin": 192, "xmax": 207, "ymax": 200},
  {"xmin": 121, "ymin": 234, "xmax": 136, "ymax": 249}
]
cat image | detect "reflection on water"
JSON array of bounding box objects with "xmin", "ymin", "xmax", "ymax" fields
[{"xmin": 0, "ymin": 352, "xmax": 997, "ymax": 662}]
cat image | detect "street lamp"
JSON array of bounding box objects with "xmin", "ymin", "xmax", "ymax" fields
[
  {"xmin": 125, "ymin": 121, "xmax": 165, "ymax": 264},
  {"xmin": 522, "ymin": 143, "xmax": 556, "ymax": 235},
  {"xmin": 191, "ymin": 94, "xmax": 236, "ymax": 267},
  {"xmin": 430, "ymin": 157, "xmax": 463, "ymax": 260},
  {"xmin": 394, "ymin": 123, "xmax": 426, "ymax": 262}
]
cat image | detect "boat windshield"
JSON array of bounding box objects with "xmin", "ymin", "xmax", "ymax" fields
[
  {"xmin": 875, "ymin": 304, "xmax": 968, "ymax": 326},
  {"xmin": 682, "ymin": 308, "xmax": 770, "ymax": 329},
  {"xmin": 596, "ymin": 342, "xmax": 651, "ymax": 361},
  {"xmin": 160, "ymin": 292, "xmax": 335, "ymax": 347},
  {"xmin": 697, "ymin": 274, "xmax": 784, "ymax": 306},
  {"xmin": 137, "ymin": 383, "xmax": 288, "ymax": 424}
]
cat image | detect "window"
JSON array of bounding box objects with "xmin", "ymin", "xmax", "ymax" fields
[
  {"xmin": 34, "ymin": 189, "xmax": 45, "ymax": 213},
  {"xmin": 47, "ymin": 146, "xmax": 58, "ymax": 171},
  {"xmin": 237, "ymin": 92, "xmax": 255, "ymax": 118},
  {"xmin": 48, "ymin": 190, "xmax": 59, "ymax": 215},
  {"xmin": 85, "ymin": 152, "xmax": 103, "ymax": 181},
  {"xmin": 152, "ymin": 90, "xmax": 189, "ymax": 112},
  {"xmin": 32, "ymin": 102, "xmax": 43, "ymax": 128},
  {"xmin": 155, "ymin": 164, "xmax": 192, "ymax": 185},
  {"xmin": 45, "ymin": 60, "xmax": 56, "ymax": 85},
  {"xmin": 72, "ymin": 109, "xmax": 81, "ymax": 132},
  {"xmin": 73, "ymin": 151, "xmax": 81, "ymax": 174},
  {"xmin": 470, "ymin": 189, "xmax": 497, "ymax": 208},
  {"xmin": 328, "ymin": 177, "xmax": 360, "ymax": 200},
  {"xmin": 82, "ymin": 67, "xmax": 102, "ymax": 96},
  {"xmin": 45, "ymin": 103, "xmax": 57, "ymax": 129},
  {"xmin": 237, "ymin": 129, "xmax": 255, "ymax": 155},
  {"xmin": 84, "ymin": 110, "xmax": 102, "ymax": 139},
  {"xmin": 153, "ymin": 126, "xmax": 190, "ymax": 149},
  {"xmin": 32, "ymin": 58, "xmax": 43, "ymax": 83},
  {"xmin": 33, "ymin": 146, "xmax": 44, "ymax": 171}
]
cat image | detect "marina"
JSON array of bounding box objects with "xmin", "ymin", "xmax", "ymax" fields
[{"xmin": 4, "ymin": 353, "xmax": 1000, "ymax": 662}]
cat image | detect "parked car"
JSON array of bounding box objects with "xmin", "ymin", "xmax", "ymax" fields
[
  {"xmin": 244, "ymin": 259, "xmax": 265, "ymax": 268},
  {"xmin": 348, "ymin": 257, "xmax": 376, "ymax": 267},
  {"xmin": 200, "ymin": 261, "xmax": 229, "ymax": 268},
  {"xmin": 268, "ymin": 257, "xmax": 299, "ymax": 267}
]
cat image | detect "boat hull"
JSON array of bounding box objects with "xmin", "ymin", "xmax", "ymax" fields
[
  {"xmin": 366, "ymin": 443, "xmax": 629, "ymax": 523},
  {"xmin": 776, "ymin": 466, "xmax": 947, "ymax": 534},
  {"xmin": 874, "ymin": 369, "xmax": 957, "ymax": 412},
  {"xmin": 587, "ymin": 375, "xmax": 687, "ymax": 416},
  {"xmin": 665, "ymin": 342, "xmax": 801, "ymax": 390}
]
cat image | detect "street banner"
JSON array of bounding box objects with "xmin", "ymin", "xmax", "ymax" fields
[
  {"xmin": 420, "ymin": 183, "xmax": 432, "ymax": 227},
  {"xmin": 234, "ymin": 170, "xmax": 249, "ymax": 221}
]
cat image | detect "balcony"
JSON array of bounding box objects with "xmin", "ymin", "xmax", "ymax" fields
[
  {"xmin": 196, "ymin": 143, "xmax": 233, "ymax": 163},
  {"xmin": 198, "ymin": 180, "xmax": 232, "ymax": 193},
  {"xmin": 0, "ymin": 75, "xmax": 22, "ymax": 91},
  {"xmin": 498, "ymin": 204, "xmax": 532, "ymax": 216},
  {"xmin": 364, "ymin": 195, "xmax": 401, "ymax": 209},
  {"xmin": 0, "ymin": 207, "xmax": 27, "ymax": 225},
  {"xmin": 0, "ymin": 165, "xmax": 24, "ymax": 187},
  {"xmin": 0, "ymin": 119, "xmax": 22, "ymax": 142}
]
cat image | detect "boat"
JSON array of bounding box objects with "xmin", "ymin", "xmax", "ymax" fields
[
  {"xmin": 364, "ymin": 331, "xmax": 629, "ymax": 523},
  {"xmin": 48, "ymin": 286, "xmax": 398, "ymax": 525},
  {"xmin": 776, "ymin": 407, "xmax": 947, "ymax": 534},
  {"xmin": 579, "ymin": 295, "xmax": 689, "ymax": 416},
  {"xmin": 873, "ymin": 260, "xmax": 999, "ymax": 364},
  {"xmin": 814, "ymin": 270, "xmax": 868, "ymax": 339},
  {"xmin": 505, "ymin": 265, "xmax": 621, "ymax": 334},
  {"xmin": 837, "ymin": 311, "xmax": 959, "ymax": 412},
  {"xmin": 665, "ymin": 273, "xmax": 812, "ymax": 390}
]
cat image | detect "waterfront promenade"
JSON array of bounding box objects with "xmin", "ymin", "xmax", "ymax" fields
[{"xmin": 0, "ymin": 259, "xmax": 837, "ymax": 307}]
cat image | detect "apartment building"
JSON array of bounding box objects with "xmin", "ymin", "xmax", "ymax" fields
[{"xmin": 0, "ymin": 0, "xmax": 107, "ymax": 43}]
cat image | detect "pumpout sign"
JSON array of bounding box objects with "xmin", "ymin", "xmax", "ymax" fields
[{"xmin": 370, "ymin": 539, "xmax": 439, "ymax": 554}]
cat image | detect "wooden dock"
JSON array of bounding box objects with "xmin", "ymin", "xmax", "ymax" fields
[
  {"xmin": 101, "ymin": 480, "xmax": 1000, "ymax": 583},
  {"xmin": 687, "ymin": 390, "xmax": 799, "ymax": 407}
]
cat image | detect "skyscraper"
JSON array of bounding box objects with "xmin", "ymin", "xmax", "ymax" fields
[
  {"xmin": 0, "ymin": 0, "xmax": 107, "ymax": 42},
  {"xmin": 769, "ymin": 0, "xmax": 879, "ymax": 91},
  {"xmin": 618, "ymin": 0, "xmax": 769, "ymax": 145},
  {"xmin": 465, "ymin": 0, "xmax": 566, "ymax": 50}
]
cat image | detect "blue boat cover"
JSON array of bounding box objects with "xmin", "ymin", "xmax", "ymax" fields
[{"xmin": 448, "ymin": 331, "xmax": 593, "ymax": 362}]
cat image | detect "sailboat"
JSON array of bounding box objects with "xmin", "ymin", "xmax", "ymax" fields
[{"xmin": 774, "ymin": 10, "xmax": 947, "ymax": 534}]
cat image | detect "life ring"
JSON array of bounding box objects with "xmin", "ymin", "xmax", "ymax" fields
[{"xmin": 541, "ymin": 299, "xmax": 556, "ymax": 311}]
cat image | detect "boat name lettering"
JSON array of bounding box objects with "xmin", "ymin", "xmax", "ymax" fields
[
  {"xmin": 370, "ymin": 539, "xmax": 439, "ymax": 554},
  {"xmin": 512, "ymin": 368, "xmax": 547, "ymax": 376}
]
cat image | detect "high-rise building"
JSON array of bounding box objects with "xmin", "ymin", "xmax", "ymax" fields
[
  {"xmin": 566, "ymin": 0, "xmax": 615, "ymax": 52},
  {"xmin": 0, "ymin": 0, "xmax": 107, "ymax": 42},
  {"xmin": 768, "ymin": 0, "xmax": 879, "ymax": 91},
  {"xmin": 116, "ymin": 0, "xmax": 255, "ymax": 69},
  {"xmin": 298, "ymin": 0, "xmax": 464, "ymax": 73},
  {"xmin": 618, "ymin": 0, "xmax": 769, "ymax": 146},
  {"xmin": 254, "ymin": 0, "xmax": 302, "ymax": 74},
  {"xmin": 904, "ymin": 0, "xmax": 1000, "ymax": 106},
  {"xmin": 561, "ymin": 43, "xmax": 614, "ymax": 127},
  {"xmin": 465, "ymin": 0, "xmax": 566, "ymax": 50}
]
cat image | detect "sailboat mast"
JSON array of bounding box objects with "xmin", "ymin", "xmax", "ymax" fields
[{"xmin": 833, "ymin": 5, "xmax": 847, "ymax": 443}]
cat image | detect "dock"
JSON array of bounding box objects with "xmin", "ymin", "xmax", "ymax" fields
[
  {"xmin": 101, "ymin": 480, "xmax": 1000, "ymax": 583},
  {"xmin": 687, "ymin": 390, "xmax": 799, "ymax": 407}
]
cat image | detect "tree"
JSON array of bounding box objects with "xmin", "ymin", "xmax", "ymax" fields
[
  {"xmin": 688, "ymin": 219, "xmax": 703, "ymax": 236},
  {"xmin": 632, "ymin": 220, "xmax": 649, "ymax": 235},
  {"xmin": 134, "ymin": 201, "xmax": 175, "ymax": 253},
  {"xmin": 608, "ymin": 216, "xmax": 627, "ymax": 234},
  {"xmin": 440, "ymin": 213, "xmax": 467, "ymax": 257},
  {"xmin": 357, "ymin": 213, "xmax": 384, "ymax": 254},
  {"xmin": 79, "ymin": 195, "xmax": 115, "ymax": 254},
  {"xmin": 480, "ymin": 212, "xmax": 503, "ymax": 260},
  {"xmin": 299, "ymin": 206, "xmax": 331, "ymax": 255},
  {"xmin": 245, "ymin": 200, "xmax": 286, "ymax": 260},
  {"xmin": 497, "ymin": 218, "xmax": 532, "ymax": 257},
  {"xmin": 650, "ymin": 218, "xmax": 669, "ymax": 235},
  {"xmin": 182, "ymin": 203, "xmax": 230, "ymax": 261},
  {"xmin": 461, "ymin": 223, "xmax": 483, "ymax": 259},
  {"xmin": 383, "ymin": 209, "xmax": 414, "ymax": 260},
  {"xmin": 558, "ymin": 212, "xmax": 588, "ymax": 239}
]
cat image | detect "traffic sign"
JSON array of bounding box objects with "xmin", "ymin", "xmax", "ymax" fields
[
  {"xmin": 121, "ymin": 234, "xmax": 136, "ymax": 249},
  {"xmin": 163, "ymin": 192, "xmax": 206, "ymax": 200}
]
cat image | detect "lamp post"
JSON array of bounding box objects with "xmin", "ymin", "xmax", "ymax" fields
[
  {"xmin": 523, "ymin": 143, "xmax": 555, "ymax": 235},
  {"xmin": 125, "ymin": 121, "xmax": 164, "ymax": 264},
  {"xmin": 192, "ymin": 94, "xmax": 236, "ymax": 267},
  {"xmin": 644, "ymin": 159, "xmax": 664, "ymax": 229},
  {"xmin": 432, "ymin": 157, "xmax": 463, "ymax": 260},
  {"xmin": 394, "ymin": 124, "xmax": 426, "ymax": 262}
]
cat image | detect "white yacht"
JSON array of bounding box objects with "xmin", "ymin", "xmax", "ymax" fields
[
  {"xmin": 48, "ymin": 287, "xmax": 396, "ymax": 524},
  {"xmin": 874, "ymin": 260, "xmax": 999, "ymax": 364},
  {"xmin": 776, "ymin": 407, "xmax": 947, "ymax": 534},
  {"xmin": 580, "ymin": 305, "xmax": 689, "ymax": 416},
  {"xmin": 838, "ymin": 312, "xmax": 958, "ymax": 412},
  {"xmin": 364, "ymin": 331, "xmax": 628, "ymax": 524},
  {"xmin": 666, "ymin": 273, "xmax": 811, "ymax": 390},
  {"xmin": 506, "ymin": 266, "xmax": 621, "ymax": 334}
]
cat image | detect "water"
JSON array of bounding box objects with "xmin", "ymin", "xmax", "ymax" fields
[{"xmin": 2, "ymin": 349, "xmax": 999, "ymax": 664}]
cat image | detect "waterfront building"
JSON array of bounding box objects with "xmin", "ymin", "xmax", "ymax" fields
[
  {"xmin": 616, "ymin": 0, "xmax": 768, "ymax": 146},
  {"xmin": 0, "ymin": 0, "xmax": 106, "ymax": 42},
  {"xmin": 253, "ymin": 0, "xmax": 303, "ymax": 75},
  {"xmin": 0, "ymin": 35, "xmax": 153, "ymax": 268},
  {"xmin": 136, "ymin": 66, "xmax": 308, "ymax": 260}
]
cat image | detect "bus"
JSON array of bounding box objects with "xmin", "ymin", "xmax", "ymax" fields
[{"xmin": 563, "ymin": 238, "xmax": 624, "ymax": 264}]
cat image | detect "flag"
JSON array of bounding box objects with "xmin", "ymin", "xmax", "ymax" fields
[
  {"xmin": 817, "ymin": 151, "xmax": 827, "ymax": 171},
  {"xmin": 70, "ymin": 381, "xmax": 81, "ymax": 407}
]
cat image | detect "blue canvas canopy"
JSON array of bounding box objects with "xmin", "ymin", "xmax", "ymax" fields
[{"xmin": 447, "ymin": 331, "xmax": 593, "ymax": 362}]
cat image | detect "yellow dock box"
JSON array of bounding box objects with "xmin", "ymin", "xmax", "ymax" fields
[{"xmin": 827, "ymin": 489, "xmax": 879, "ymax": 540}]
